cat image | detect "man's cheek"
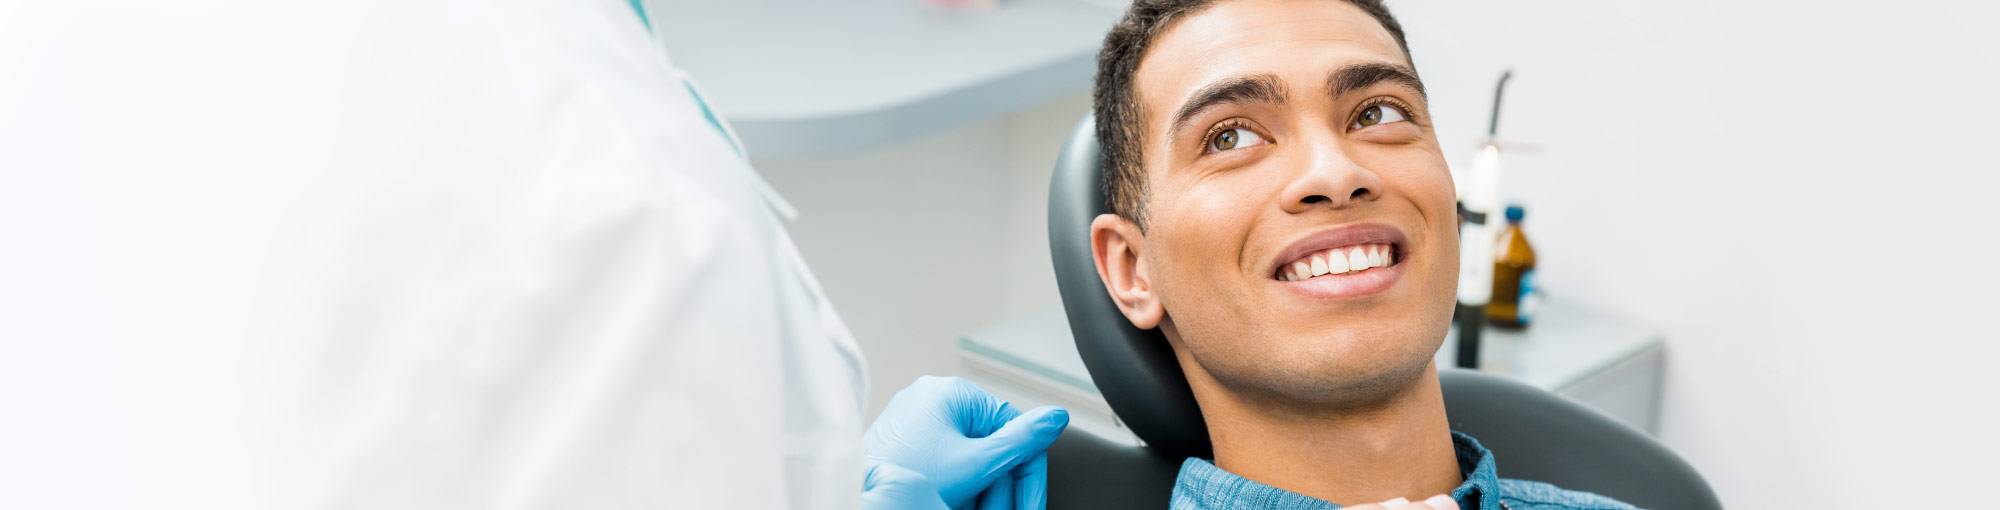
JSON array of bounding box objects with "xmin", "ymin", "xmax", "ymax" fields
[{"xmin": 1175, "ymin": 189, "xmax": 1239, "ymax": 225}]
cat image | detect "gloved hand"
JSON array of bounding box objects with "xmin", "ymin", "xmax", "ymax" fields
[
  {"xmin": 862, "ymin": 376, "xmax": 1070, "ymax": 510},
  {"xmin": 860, "ymin": 460, "xmax": 948, "ymax": 510}
]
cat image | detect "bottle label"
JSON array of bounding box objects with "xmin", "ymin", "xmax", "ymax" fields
[
  {"xmin": 1516, "ymin": 269, "xmax": 1540, "ymax": 324},
  {"xmin": 1457, "ymin": 222, "xmax": 1493, "ymax": 304}
]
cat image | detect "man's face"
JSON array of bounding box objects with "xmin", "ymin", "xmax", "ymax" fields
[{"xmin": 1100, "ymin": 0, "xmax": 1459, "ymax": 405}]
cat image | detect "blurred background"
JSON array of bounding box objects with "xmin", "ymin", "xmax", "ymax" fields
[
  {"xmin": 651, "ymin": 0, "xmax": 2000, "ymax": 507},
  {"xmin": 6, "ymin": 0, "xmax": 1998, "ymax": 508}
]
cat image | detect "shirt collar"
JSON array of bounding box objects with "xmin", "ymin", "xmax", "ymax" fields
[
  {"xmin": 1450, "ymin": 431, "xmax": 1503, "ymax": 510},
  {"xmin": 1173, "ymin": 431, "xmax": 1503, "ymax": 510}
]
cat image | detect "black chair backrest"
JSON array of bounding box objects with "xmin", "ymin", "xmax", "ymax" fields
[
  {"xmin": 1047, "ymin": 114, "xmax": 1213, "ymax": 460},
  {"xmin": 1044, "ymin": 114, "xmax": 1722, "ymax": 510}
]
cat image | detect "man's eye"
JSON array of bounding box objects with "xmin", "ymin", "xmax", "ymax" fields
[
  {"xmin": 1207, "ymin": 127, "xmax": 1268, "ymax": 153},
  {"xmin": 1351, "ymin": 104, "xmax": 1408, "ymax": 130}
]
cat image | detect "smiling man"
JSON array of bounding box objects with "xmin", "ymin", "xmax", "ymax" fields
[{"xmin": 1086, "ymin": 1, "xmax": 1638, "ymax": 509}]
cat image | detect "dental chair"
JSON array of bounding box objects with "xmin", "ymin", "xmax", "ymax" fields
[{"xmin": 1043, "ymin": 115, "xmax": 1723, "ymax": 510}]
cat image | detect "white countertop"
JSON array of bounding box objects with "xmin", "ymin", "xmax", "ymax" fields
[
  {"xmin": 653, "ymin": 0, "xmax": 1123, "ymax": 157},
  {"xmin": 1438, "ymin": 300, "xmax": 1663, "ymax": 391}
]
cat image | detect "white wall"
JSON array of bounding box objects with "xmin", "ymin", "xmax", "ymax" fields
[
  {"xmin": 750, "ymin": 92, "xmax": 1090, "ymax": 419},
  {"xmin": 1394, "ymin": 0, "xmax": 2000, "ymax": 506}
]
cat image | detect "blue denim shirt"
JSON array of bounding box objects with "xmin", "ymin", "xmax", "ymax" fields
[{"xmin": 1171, "ymin": 432, "xmax": 1639, "ymax": 510}]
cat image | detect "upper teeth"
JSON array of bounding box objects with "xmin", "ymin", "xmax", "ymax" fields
[{"xmin": 1282, "ymin": 244, "xmax": 1394, "ymax": 281}]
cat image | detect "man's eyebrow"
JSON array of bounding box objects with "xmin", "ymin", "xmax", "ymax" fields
[
  {"xmin": 1327, "ymin": 62, "xmax": 1427, "ymax": 99},
  {"xmin": 1166, "ymin": 74, "xmax": 1288, "ymax": 137}
]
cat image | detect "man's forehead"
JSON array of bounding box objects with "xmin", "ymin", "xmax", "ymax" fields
[{"xmin": 1134, "ymin": 0, "xmax": 1407, "ymax": 120}]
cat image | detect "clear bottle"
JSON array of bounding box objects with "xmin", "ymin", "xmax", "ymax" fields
[{"xmin": 1487, "ymin": 205, "xmax": 1538, "ymax": 328}]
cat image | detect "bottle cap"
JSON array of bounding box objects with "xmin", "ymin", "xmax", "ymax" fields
[{"xmin": 1505, "ymin": 205, "xmax": 1525, "ymax": 222}]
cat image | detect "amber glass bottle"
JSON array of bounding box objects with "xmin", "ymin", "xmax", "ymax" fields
[{"xmin": 1487, "ymin": 205, "xmax": 1538, "ymax": 328}]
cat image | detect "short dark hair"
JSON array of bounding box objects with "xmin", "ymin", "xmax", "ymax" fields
[{"xmin": 1092, "ymin": 0, "xmax": 1414, "ymax": 228}]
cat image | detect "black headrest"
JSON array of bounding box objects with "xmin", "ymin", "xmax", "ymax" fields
[{"xmin": 1046, "ymin": 114, "xmax": 1212, "ymax": 458}]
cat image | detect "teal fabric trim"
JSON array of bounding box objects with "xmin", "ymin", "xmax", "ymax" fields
[
  {"xmin": 626, "ymin": 0, "xmax": 650, "ymax": 31},
  {"xmin": 627, "ymin": 0, "xmax": 741, "ymax": 159},
  {"xmin": 683, "ymin": 80, "xmax": 743, "ymax": 158}
]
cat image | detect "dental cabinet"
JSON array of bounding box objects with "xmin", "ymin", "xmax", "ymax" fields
[
  {"xmin": 654, "ymin": 0, "xmax": 1124, "ymax": 158},
  {"xmin": 956, "ymin": 298, "xmax": 1666, "ymax": 445}
]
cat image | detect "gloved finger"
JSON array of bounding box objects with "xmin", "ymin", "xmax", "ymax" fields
[
  {"xmin": 972, "ymin": 401, "xmax": 1023, "ymax": 438},
  {"xmin": 866, "ymin": 376, "xmax": 1023, "ymax": 463},
  {"xmin": 974, "ymin": 406, "xmax": 1069, "ymax": 482},
  {"xmin": 972, "ymin": 473, "xmax": 1014, "ymax": 510},
  {"xmin": 861, "ymin": 461, "xmax": 950, "ymax": 510},
  {"xmin": 936, "ymin": 376, "xmax": 1023, "ymax": 437},
  {"xmin": 1011, "ymin": 453, "xmax": 1049, "ymax": 510}
]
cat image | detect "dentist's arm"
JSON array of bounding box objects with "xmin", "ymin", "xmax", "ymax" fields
[{"xmin": 862, "ymin": 376, "xmax": 1071, "ymax": 510}]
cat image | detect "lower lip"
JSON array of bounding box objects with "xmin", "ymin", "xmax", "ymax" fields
[{"xmin": 1276, "ymin": 261, "xmax": 1405, "ymax": 299}]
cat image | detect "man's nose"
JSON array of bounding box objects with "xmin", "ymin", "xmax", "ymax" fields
[{"xmin": 1279, "ymin": 139, "xmax": 1384, "ymax": 214}]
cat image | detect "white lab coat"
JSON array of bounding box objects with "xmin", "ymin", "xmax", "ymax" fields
[
  {"xmin": 272, "ymin": 0, "xmax": 872, "ymax": 508},
  {"xmin": 3, "ymin": 0, "xmax": 866, "ymax": 508}
]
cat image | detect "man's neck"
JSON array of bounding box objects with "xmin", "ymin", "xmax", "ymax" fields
[{"xmin": 1196, "ymin": 362, "xmax": 1461, "ymax": 506}]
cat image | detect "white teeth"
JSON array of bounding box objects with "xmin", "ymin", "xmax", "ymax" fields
[
  {"xmin": 1325, "ymin": 249, "xmax": 1350, "ymax": 274},
  {"xmin": 1282, "ymin": 243, "xmax": 1395, "ymax": 281}
]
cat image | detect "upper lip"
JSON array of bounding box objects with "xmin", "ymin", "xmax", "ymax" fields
[{"xmin": 1265, "ymin": 223, "xmax": 1410, "ymax": 278}]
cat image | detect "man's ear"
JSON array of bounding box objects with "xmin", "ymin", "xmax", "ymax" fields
[{"xmin": 1089, "ymin": 213, "xmax": 1166, "ymax": 330}]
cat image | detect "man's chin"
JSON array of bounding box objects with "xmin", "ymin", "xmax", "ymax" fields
[{"xmin": 1205, "ymin": 351, "xmax": 1438, "ymax": 412}]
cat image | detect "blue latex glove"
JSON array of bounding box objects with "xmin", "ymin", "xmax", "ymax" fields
[
  {"xmin": 862, "ymin": 376, "xmax": 1070, "ymax": 510},
  {"xmin": 861, "ymin": 460, "xmax": 948, "ymax": 510}
]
